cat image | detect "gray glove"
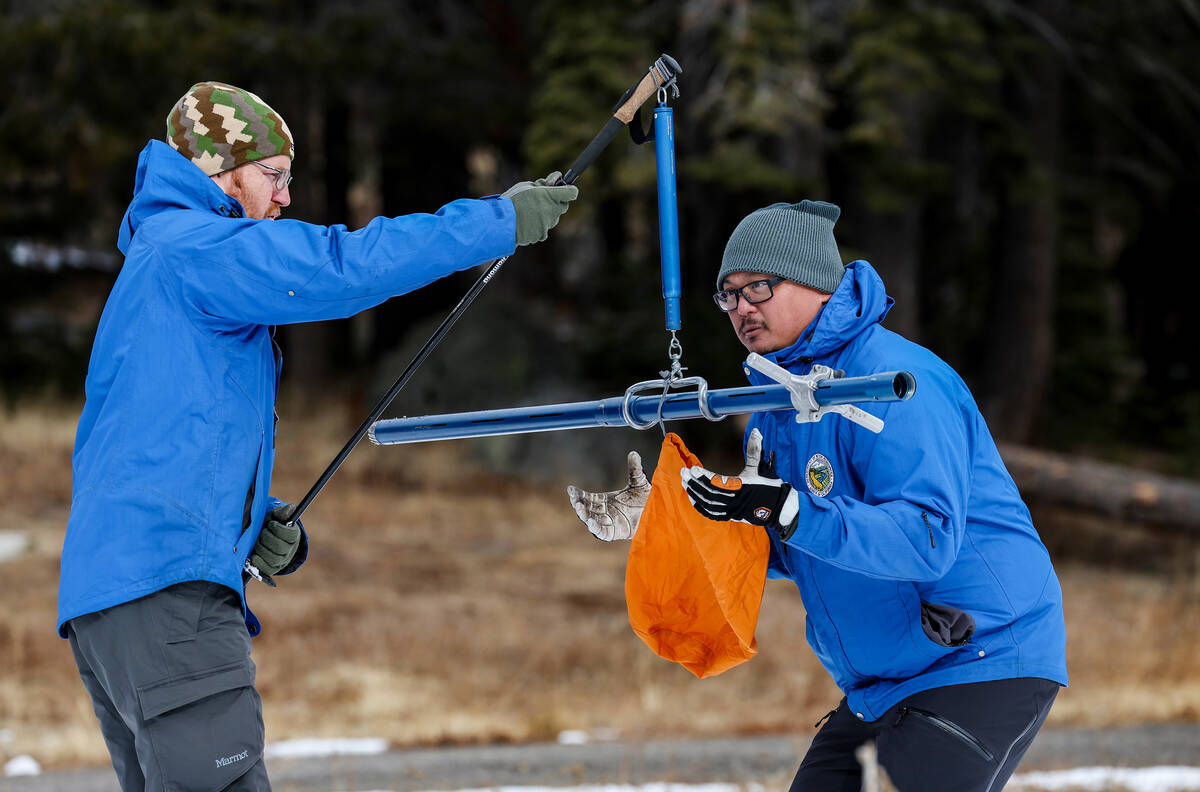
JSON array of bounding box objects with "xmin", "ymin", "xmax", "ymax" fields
[
  {"xmin": 248, "ymin": 504, "xmax": 302, "ymax": 577},
  {"xmin": 501, "ymin": 171, "xmax": 579, "ymax": 246},
  {"xmin": 566, "ymin": 451, "xmax": 651, "ymax": 541}
]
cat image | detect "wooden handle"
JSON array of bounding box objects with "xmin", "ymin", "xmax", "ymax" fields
[
  {"xmin": 613, "ymin": 71, "xmax": 660, "ymax": 124},
  {"xmin": 613, "ymin": 56, "xmax": 680, "ymax": 123}
]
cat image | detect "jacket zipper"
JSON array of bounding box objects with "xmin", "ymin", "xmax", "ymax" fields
[
  {"xmin": 922, "ymin": 510, "xmax": 935, "ymax": 548},
  {"xmin": 901, "ymin": 708, "xmax": 993, "ymax": 761},
  {"xmin": 245, "ymin": 331, "xmax": 280, "ymax": 534},
  {"xmin": 269, "ymin": 327, "xmax": 282, "ymax": 449},
  {"xmin": 242, "ymin": 471, "xmax": 257, "ymax": 533}
]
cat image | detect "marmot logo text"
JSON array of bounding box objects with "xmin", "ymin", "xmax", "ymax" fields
[{"xmin": 215, "ymin": 750, "xmax": 249, "ymax": 768}]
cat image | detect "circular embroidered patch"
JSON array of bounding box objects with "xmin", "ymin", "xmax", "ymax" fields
[{"xmin": 805, "ymin": 453, "xmax": 834, "ymax": 497}]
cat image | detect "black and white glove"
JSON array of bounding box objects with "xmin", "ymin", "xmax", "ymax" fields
[
  {"xmin": 680, "ymin": 428, "xmax": 800, "ymax": 539},
  {"xmin": 566, "ymin": 451, "xmax": 651, "ymax": 541}
]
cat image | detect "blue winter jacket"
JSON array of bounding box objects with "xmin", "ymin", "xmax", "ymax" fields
[
  {"xmin": 746, "ymin": 260, "xmax": 1067, "ymax": 722},
  {"xmin": 58, "ymin": 140, "xmax": 516, "ymax": 637}
]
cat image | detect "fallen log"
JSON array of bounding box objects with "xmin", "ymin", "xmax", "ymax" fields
[{"xmin": 998, "ymin": 443, "xmax": 1200, "ymax": 537}]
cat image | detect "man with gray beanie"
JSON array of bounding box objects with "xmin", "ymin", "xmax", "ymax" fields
[
  {"xmin": 571, "ymin": 200, "xmax": 1067, "ymax": 792},
  {"xmin": 59, "ymin": 80, "xmax": 577, "ymax": 792}
]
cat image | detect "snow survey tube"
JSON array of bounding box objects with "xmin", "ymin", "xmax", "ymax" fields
[{"xmin": 368, "ymin": 370, "xmax": 914, "ymax": 445}]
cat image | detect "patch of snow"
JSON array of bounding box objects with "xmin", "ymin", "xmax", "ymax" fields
[
  {"xmin": 1010, "ymin": 765, "xmax": 1200, "ymax": 791},
  {"xmin": 4, "ymin": 755, "xmax": 41, "ymax": 777},
  {"xmin": 0, "ymin": 531, "xmax": 28, "ymax": 563},
  {"xmin": 557, "ymin": 730, "xmax": 589, "ymax": 745},
  {"xmin": 556, "ymin": 728, "xmax": 622, "ymax": 745},
  {"xmin": 297, "ymin": 772, "xmax": 1200, "ymax": 792},
  {"xmin": 264, "ymin": 737, "xmax": 388, "ymax": 760}
]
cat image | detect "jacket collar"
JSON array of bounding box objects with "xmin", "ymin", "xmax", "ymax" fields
[
  {"xmin": 745, "ymin": 260, "xmax": 894, "ymax": 383},
  {"xmin": 117, "ymin": 140, "xmax": 246, "ymax": 254}
]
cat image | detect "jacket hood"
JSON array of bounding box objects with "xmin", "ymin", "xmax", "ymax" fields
[
  {"xmin": 117, "ymin": 140, "xmax": 244, "ymax": 254},
  {"xmin": 747, "ymin": 259, "xmax": 894, "ymax": 382}
]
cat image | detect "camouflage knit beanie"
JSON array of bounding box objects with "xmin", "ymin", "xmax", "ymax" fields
[
  {"xmin": 165, "ymin": 81, "xmax": 294, "ymax": 176},
  {"xmin": 717, "ymin": 200, "xmax": 845, "ymax": 294}
]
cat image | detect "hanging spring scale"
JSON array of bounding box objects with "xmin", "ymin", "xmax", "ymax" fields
[{"xmin": 620, "ymin": 58, "xmax": 725, "ymax": 435}]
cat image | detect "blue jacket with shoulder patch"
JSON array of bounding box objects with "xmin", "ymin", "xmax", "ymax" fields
[
  {"xmin": 746, "ymin": 260, "xmax": 1067, "ymax": 721},
  {"xmin": 58, "ymin": 140, "xmax": 516, "ymax": 637}
]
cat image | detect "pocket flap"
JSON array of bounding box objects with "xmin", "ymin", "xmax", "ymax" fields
[{"xmin": 138, "ymin": 660, "xmax": 254, "ymax": 720}]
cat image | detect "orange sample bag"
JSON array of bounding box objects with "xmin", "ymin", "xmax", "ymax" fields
[{"xmin": 625, "ymin": 433, "xmax": 770, "ymax": 678}]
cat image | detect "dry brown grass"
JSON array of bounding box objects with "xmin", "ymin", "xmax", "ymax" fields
[{"xmin": 1, "ymin": 401, "xmax": 1198, "ymax": 771}]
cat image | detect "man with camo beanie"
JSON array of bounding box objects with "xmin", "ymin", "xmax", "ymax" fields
[{"xmin": 59, "ymin": 80, "xmax": 578, "ymax": 791}]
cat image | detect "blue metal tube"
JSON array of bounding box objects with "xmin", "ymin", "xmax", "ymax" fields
[
  {"xmin": 369, "ymin": 371, "xmax": 913, "ymax": 446},
  {"xmin": 370, "ymin": 386, "xmax": 788, "ymax": 445},
  {"xmin": 816, "ymin": 370, "xmax": 916, "ymax": 406},
  {"xmin": 654, "ymin": 104, "xmax": 682, "ymax": 331}
]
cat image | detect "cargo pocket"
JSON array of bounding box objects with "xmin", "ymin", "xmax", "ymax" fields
[
  {"xmin": 920, "ymin": 601, "xmax": 976, "ymax": 647},
  {"xmin": 138, "ymin": 660, "xmax": 263, "ymax": 792}
]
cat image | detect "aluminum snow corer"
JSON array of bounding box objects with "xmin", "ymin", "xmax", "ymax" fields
[{"xmin": 369, "ymin": 354, "xmax": 917, "ymax": 445}]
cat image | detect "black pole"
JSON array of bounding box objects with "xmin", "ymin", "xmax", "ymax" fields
[
  {"xmin": 286, "ymin": 251, "xmax": 510, "ymax": 524},
  {"xmin": 283, "ymin": 54, "xmax": 682, "ymax": 527}
]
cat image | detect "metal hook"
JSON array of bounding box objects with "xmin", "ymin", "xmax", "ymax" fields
[
  {"xmin": 654, "ymin": 378, "xmax": 672, "ymax": 437},
  {"xmin": 662, "ymin": 331, "xmax": 684, "ymax": 382},
  {"xmin": 621, "ymin": 378, "xmax": 675, "ymax": 431}
]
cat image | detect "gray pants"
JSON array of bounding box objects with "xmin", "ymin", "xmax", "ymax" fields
[{"xmin": 67, "ymin": 581, "xmax": 270, "ymax": 792}]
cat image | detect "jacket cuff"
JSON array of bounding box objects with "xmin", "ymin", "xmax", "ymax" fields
[
  {"xmin": 772, "ymin": 515, "xmax": 799, "ymax": 541},
  {"xmin": 771, "ymin": 487, "xmax": 800, "ymax": 540}
]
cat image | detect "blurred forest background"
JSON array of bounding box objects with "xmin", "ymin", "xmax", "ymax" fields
[
  {"xmin": 2, "ymin": 0, "xmax": 1199, "ymax": 477},
  {"xmin": 3, "ymin": 0, "xmax": 1200, "ymax": 774}
]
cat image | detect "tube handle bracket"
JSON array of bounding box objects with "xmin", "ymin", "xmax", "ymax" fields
[{"xmin": 745, "ymin": 354, "xmax": 886, "ymax": 434}]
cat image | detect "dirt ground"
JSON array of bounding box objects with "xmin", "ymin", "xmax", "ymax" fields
[{"xmin": 1, "ymin": 402, "xmax": 1198, "ymax": 772}]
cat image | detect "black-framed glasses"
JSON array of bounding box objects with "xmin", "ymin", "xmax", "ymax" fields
[
  {"xmin": 713, "ymin": 276, "xmax": 786, "ymax": 312},
  {"xmin": 252, "ymin": 161, "xmax": 293, "ymax": 191}
]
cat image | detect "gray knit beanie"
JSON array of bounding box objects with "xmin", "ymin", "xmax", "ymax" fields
[{"xmin": 717, "ymin": 200, "xmax": 845, "ymax": 294}]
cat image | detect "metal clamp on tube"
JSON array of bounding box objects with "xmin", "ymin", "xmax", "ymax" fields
[
  {"xmin": 620, "ymin": 375, "xmax": 724, "ymax": 431},
  {"xmin": 745, "ymin": 353, "xmax": 915, "ymax": 434},
  {"xmin": 622, "ymin": 378, "xmax": 674, "ymax": 431}
]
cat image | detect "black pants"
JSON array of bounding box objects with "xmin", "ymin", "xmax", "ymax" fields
[
  {"xmin": 68, "ymin": 581, "xmax": 270, "ymax": 792},
  {"xmin": 791, "ymin": 677, "xmax": 1059, "ymax": 792}
]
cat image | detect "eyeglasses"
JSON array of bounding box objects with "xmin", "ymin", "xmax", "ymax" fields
[
  {"xmin": 252, "ymin": 161, "xmax": 293, "ymax": 192},
  {"xmin": 713, "ymin": 277, "xmax": 786, "ymax": 312}
]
